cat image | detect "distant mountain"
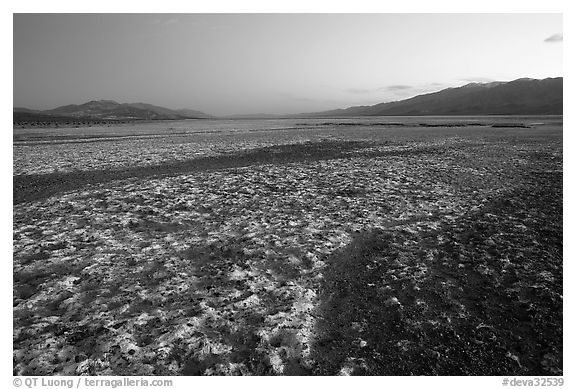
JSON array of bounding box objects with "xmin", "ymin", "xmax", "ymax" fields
[
  {"xmin": 14, "ymin": 100, "xmax": 211, "ymax": 121},
  {"xmin": 221, "ymin": 113, "xmax": 282, "ymax": 120},
  {"xmin": 13, "ymin": 107, "xmax": 83, "ymax": 123},
  {"xmin": 174, "ymin": 108, "xmax": 213, "ymax": 119},
  {"xmin": 14, "ymin": 77, "xmax": 562, "ymax": 122},
  {"xmin": 13, "ymin": 107, "xmax": 42, "ymax": 114},
  {"xmin": 304, "ymin": 77, "xmax": 562, "ymax": 117}
]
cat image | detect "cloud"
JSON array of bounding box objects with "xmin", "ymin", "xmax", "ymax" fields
[
  {"xmin": 386, "ymin": 85, "xmax": 412, "ymax": 91},
  {"xmin": 544, "ymin": 33, "xmax": 563, "ymax": 43},
  {"xmin": 288, "ymin": 96, "xmax": 315, "ymax": 102},
  {"xmin": 345, "ymin": 85, "xmax": 413, "ymax": 94},
  {"xmin": 345, "ymin": 88, "xmax": 375, "ymax": 94},
  {"xmin": 459, "ymin": 77, "xmax": 496, "ymax": 83}
]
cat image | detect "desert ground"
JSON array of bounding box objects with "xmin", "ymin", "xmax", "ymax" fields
[{"xmin": 13, "ymin": 116, "xmax": 562, "ymax": 375}]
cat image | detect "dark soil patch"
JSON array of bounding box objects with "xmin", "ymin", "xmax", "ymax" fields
[
  {"xmin": 311, "ymin": 172, "xmax": 562, "ymax": 375},
  {"xmin": 14, "ymin": 140, "xmax": 373, "ymax": 205}
]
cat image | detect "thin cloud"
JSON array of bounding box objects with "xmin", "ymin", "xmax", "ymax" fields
[
  {"xmin": 460, "ymin": 77, "xmax": 496, "ymax": 83},
  {"xmin": 386, "ymin": 85, "xmax": 412, "ymax": 91},
  {"xmin": 346, "ymin": 88, "xmax": 375, "ymax": 94},
  {"xmin": 345, "ymin": 85, "xmax": 413, "ymax": 94},
  {"xmin": 544, "ymin": 33, "xmax": 563, "ymax": 43},
  {"xmin": 289, "ymin": 96, "xmax": 315, "ymax": 102}
]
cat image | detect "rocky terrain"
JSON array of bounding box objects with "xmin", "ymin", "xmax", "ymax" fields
[{"xmin": 13, "ymin": 118, "xmax": 562, "ymax": 375}]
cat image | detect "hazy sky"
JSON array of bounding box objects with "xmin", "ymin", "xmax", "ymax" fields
[{"xmin": 13, "ymin": 13, "xmax": 562, "ymax": 115}]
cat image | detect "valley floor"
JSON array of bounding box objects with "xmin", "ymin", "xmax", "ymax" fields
[{"xmin": 13, "ymin": 118, "xmax": 562, "ymax": 375}]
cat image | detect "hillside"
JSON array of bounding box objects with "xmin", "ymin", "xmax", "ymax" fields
[
  {"xmin": 306, "ymin": 77, "xmax": 562, "ymax": 117},
  {"xmin": 14, "ymin": 100, "xmax": 211, "ymax": 121}
]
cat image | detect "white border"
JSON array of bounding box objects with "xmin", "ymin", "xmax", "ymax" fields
[{"xmin": 4, "ymin": 2, "xmax": 571, "ymax": 387}]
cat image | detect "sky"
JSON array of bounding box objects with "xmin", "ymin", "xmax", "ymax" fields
[{"xmin": 13, "ymin": 13, "xmax": 563, "ymax": 115}]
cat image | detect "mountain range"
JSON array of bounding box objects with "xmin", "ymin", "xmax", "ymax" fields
[
  {"xmin": 13, "ymin": 100, "xmax": 211, "ymax": 122},
  {"xmin": 304, "ymin": 77, "xmax": 562, "ymax": 117},
  {"xmin": 14, "ymin": 77, "xmax": 562, "ymax": 122}
]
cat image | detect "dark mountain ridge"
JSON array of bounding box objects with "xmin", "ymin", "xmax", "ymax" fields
[
  {"xmin": 14, "ymin": 100, "xmax": 211, "ymax": 122},
  {"xmin": 303, "ymin": 77, "xmax": 562, "ymax": 117},
  {"xmin": 14, "ymin": 77, "xmax": 562, "ymax": 122}
]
